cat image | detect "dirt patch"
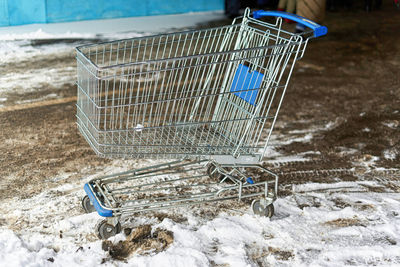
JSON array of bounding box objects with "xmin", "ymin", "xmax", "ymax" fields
[
  {"xmin": 152, "ymin": 212, "xmax": 188, "ymax": 224},
  {"xmin": 0, "ymin": 102, "xmax": 110, "ymax": 201},
  {"xmin": 268, "ymin": 247, "xmax": 295, "ymax": 261},
  {"xmin": 282, "ymin": 111, "xmax": 399, "ymax": 163},
  {"xmin": 250, "ymin": 246, "xmax": 295, "ymax": 264},
  {"xmin": 332, "ymin": 197, "xmax": 351, "ymax": 209},
  {"xmin": 317, "ymin": 111, "xmax": 399, "ymax": 162},
  {"xmin": 356, "ymin": 204, "xmax": 375, "ymax": 211},
  {"xmin": 102, "ymin": 225, "xmax": 174, "ymax": 261},
  {"xmin": 324, "ymin": 216, "xmax": 367, "ymax": 228},
  {"xmin": 360, "ymin": 183, "xmax": 387, "ymax": 193},
  {"xmin": 376, "ymin": 236, "xmax": 397, "ymax": 246},
  {"xmin": 274, "ymin": 110, "xmax": 399, "ymax": 188},
  {"xmin": 384, "ymin": 181, "xmax": 400, "ymax": 192}
]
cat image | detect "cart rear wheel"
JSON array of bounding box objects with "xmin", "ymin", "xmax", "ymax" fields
[
  {"xmin": 207, "ymin": 164, "xmax": 224, "ymax": 180},
  {"xmin": 82, "ymin": 195, "xmax": 96, "ymax": 213},
  {"xmin": 251, "ymin": 200, "xmax": 274, "ymax": 218},
  {"xmin": 96, "ymin": 219, "xmax": 122, "ymax": 239}
]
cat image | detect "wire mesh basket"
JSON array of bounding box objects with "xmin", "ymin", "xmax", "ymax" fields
[{"xmin": 76, "ymin": 9, "xmax": 320, "ymax": 163}]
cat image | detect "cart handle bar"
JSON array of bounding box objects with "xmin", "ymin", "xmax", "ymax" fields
[{"xmin": 253, "ymin": 10, "xmax": 327, "ymax": 38}]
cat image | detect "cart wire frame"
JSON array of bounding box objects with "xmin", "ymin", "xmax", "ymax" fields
[
  {"xmin": 84, "ymin": 160, "xmax": 278, "ymax": 217},
  {"xmin": 76, "ymin": 8, "xmax": 326, "ymax": 238}
]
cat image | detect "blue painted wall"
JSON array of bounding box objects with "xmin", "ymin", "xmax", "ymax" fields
[
  {"xmin": 0, "ymin": 0, "xmax": 224, "ymax": 27},
  {"xmin": 0, "ymin": 0, "xmax": 8, "ymax": 26}
]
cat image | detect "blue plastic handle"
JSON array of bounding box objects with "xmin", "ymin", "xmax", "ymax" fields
[
  {"xmin": 84, "ymin": 183, "xmax": 113, "ymax": 217},
  {"xmin": 253, "ymin": 10, "xmax": 327, "ymax": 38}
]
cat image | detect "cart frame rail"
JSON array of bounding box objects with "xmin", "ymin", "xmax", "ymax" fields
[{"xmin": 84, "ymin": 159, "xmax": 278, "ymax": 217}]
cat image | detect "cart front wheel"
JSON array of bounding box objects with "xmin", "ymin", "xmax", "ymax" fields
[
  {"xmin": 252, "ymin": 200, "xmax": 274, "ymax": 218},
  {"xmin": 82, "ymin": 195, "xmax": 96, "ymax": 213},
  {"xmin": 96, "ymin": 219, "xmax": 122, "ymax": 239}
]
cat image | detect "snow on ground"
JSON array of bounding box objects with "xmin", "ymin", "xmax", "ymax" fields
[
  {"xmin": 0, "ymin": 33, "xmax": 146, "ymax": 98},
  {"xmin": 0, "ymin": 174, "xmax": 399, "ymax": 266},
  {"xmin": 0, "ymin": 64, "xmax": 75, "ymax": 95}
]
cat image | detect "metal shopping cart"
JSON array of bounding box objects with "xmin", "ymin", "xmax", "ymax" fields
[{"xmin": 76, "ymin": 9, "xmax": 327, "ymax": 239}]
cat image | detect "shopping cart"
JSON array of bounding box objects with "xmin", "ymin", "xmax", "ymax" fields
[{"xmin": 76, "ymin": 9, "xmax": 327, "ymax": 239}]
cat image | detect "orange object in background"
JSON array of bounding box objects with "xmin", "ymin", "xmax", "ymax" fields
[{"xmin": 297, "ymin": 0, "xmax": 326, "ymax": 24}]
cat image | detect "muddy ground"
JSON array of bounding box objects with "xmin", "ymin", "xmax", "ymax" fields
[{"xmin": 0, "ymin": 3, "xmax": 399, "ymax": 204}]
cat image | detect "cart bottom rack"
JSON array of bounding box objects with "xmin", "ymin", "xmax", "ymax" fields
[{"xmin": 82, "ymin": 160, "xmax": 278, "ymax": 239}]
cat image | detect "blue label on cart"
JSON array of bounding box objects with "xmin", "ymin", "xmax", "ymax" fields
[
  {"xmin": 230, "ymin": 64, "xmax": 264, "ymax": 106},
  {"xmin": 246, "ymin": 177, "xmax": 255, "ymax": 184}
]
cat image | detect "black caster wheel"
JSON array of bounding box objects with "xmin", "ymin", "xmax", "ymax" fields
[
  {"xmin": 96, "ymin": 219, "xmax": 122, "ymax": 239},
  {"xmin": 207, "ymin": 163, "xmax": 231, "ymax": 183},
  {"xmin": 251, "ymin": 199, "xmax": 274, "ymax": 218},
  {"xmin": 207, "ymin": 163, "xmax": 223, "ymax": 180},
  {"xmin": 81, "ymin": 195, "xmax": 96, "ymax": 213}
]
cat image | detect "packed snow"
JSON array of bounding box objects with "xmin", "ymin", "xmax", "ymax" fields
[{"xmin": 0, "ymin": 176, "xmax": 399, "ymax": 266}]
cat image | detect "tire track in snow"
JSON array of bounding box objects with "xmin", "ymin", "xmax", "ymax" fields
[{"xmin": 264, "ymin": 159, "xmax": 400, "ymax": 181}]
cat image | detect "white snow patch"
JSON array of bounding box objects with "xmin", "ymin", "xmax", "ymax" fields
[
  {"xmin": 337, "ymin": 146, "xmax": 359, "ymax": 156},
  {"xmin": 15, "ymin": 93, "xmax": 58, "ymax": 104},
  {"xmin": 0, "ymin": 65, "xmax": 75, "ymax": 95},
  {"xmin": 1, "ymin": 179, "xmax": 399, "ymax": 266},
  {"xmin": 134, "ymin": 124, "xmax": 144, "ymax": 132},
  {"xmin": 324, "ymin": 121, "xmax": 336, "ymax": 129},
  {"xmin": 0, "ymin": 29, "xmax": 95, "ymax": 41},
  {"xmin": 0, "ymin": 230, "xmax": 56, "ymax": 266},
  {"xmin": 383, "ymin": 149, "xmax": 397, "ymax": 160},
  {"xmin": 279, "ymin": 133, "xmax": 313, "ymax": 145},
  {"xmin": 293, "ymin": 182, "xmax": 361, "ymax": 193},
  {"xmin": 265, "ymin": 151, "xmax": 318, "ymax": 164},
  {"xmin": 382, "ymin": 121, "xmax": 399, "ymax": 129},
  {"xmin": 0, "ymin": 40, "xmax": 73, "ymax": 64},
  {"xmin": 262, "ymin": 146, "xmax": 282, "ymax": 158}
]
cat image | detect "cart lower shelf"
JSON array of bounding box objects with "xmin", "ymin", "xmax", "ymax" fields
[{"xmin": 81, "ymin": 159, "xmax": 278, "ymax": 239}]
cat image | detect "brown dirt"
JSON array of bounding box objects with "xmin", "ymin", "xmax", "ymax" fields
[
  {"xmin": 250, "ymin": 246, "xmax": 295, "ymax": 264},
  {"xmin": 0, "ymin": 101, "xmax": 110, "ymax": 200},
  {"xmin": 102, "ymin": 225, "xmax": 173, "ymax": 261},
  {"xmin": 0, "ymin": 2, "xmax": 399, "ymax": 203},
  {"xmin": 324, "ymin": 216, "xmax": 367, "ymax": 227}
]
